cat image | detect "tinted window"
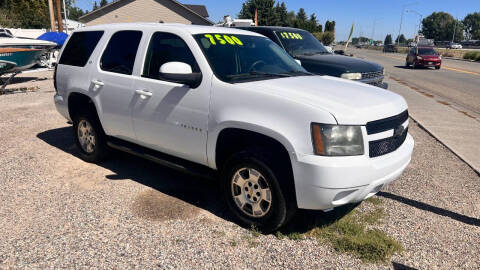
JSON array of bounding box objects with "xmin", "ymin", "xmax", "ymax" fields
[
  {"xmin": 100, "ymin": 30, "xmax": 142, "ymax": 75},
  {"xmin": 143, "ymin": 32, "xmax": 200, "ymax": 80},
  {"xmin": 59, "ymin": 31, "xmax": 103, "ymax": 67},
  {"xmin": 418, "ymin": 48, "xmax": 437, "ymax": 55},
  {"xmin": 274, "ymin": 30, "xmax": 329, "ymax": 57}
]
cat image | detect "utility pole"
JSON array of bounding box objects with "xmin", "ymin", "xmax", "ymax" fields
[
  {"xmin": 397, "ymin": 7, "xmax": 405, "ymax": 45},
  {"xmin": 63, "ymin": 0, "xmax": 69, "ymax": 34},
  {"xmin": 48, "ymin": 0, "xmax": 56, "ymax": 31},
  {"xmin": 55, "ymin": 0, "xmax": 64, "ymax": 32},
  {"xmin": 452, "ymin": 18, "xmax": 457, "ymax": 42}
]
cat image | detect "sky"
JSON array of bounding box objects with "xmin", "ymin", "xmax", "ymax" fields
[{"xmin": 75, "ymin": 0, "xmax": 479, "ymax": 41}]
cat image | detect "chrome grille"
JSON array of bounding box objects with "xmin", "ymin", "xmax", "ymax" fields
[{"xmin": 361, "ymin": 70, "xmax": 383, "ymax": 80}]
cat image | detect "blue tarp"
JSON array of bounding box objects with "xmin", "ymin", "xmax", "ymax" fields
[{"xmin": 37, "ymin": 32, "xmax": 69, "ymax": 46}]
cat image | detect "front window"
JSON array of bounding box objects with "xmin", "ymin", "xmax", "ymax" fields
[
  {"xmin": 194, "ymin": 33, "xmax": 309, "ymax": 83},
  {"xmin": 274, "ymin": 30, "xmax": 330, "ymax": 57},
  {"xmin": 418, "ymin": 48, "xmax": 437, "ymax": 55}
]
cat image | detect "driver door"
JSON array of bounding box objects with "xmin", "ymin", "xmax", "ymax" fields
[{"xmin": 131, "ymin": 32, "xmax": 210, "ymax": 165}]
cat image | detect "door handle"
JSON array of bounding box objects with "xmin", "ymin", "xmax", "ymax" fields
[
  {"xmin": 91, "ymin": 79, "xmax": 104, "ymax": 86},
  {"xmin": 135, "ymin": 89, "xmax": 153, "ymax": 97}
]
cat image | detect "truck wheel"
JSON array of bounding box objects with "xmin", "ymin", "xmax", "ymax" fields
[
  {"xmin": 435, "ymin": 66, "xmax": 441, "ymax": 70},
  {"xmin": 220, "ymin": 149, "xmax": 295, "ymax": 233},
  {"xmin": 72, "ymin": 112, "xmax": 109, "ymax": 163}
]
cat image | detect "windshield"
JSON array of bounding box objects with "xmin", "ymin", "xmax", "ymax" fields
[
  {"xmin": 274, "ymin": 30, "xmax": 329, "ymax": 57},
  {"xmin": 418, "ymin": 48, "xmax": 437, "ymax": 55},
  {"xmin": 194, "ymin": 33, "xmax": 310, "ymax": 83}
]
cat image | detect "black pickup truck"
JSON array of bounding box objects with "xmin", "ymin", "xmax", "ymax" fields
[{"xmin": 237, "ymin": 26, "xmax": 387, "ymax": 89}]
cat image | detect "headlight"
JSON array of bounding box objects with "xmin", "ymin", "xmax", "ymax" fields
[
  {"xmin": 311, "ymin": 123, "xmax": 364, "ymax": 156},
  {"xmin": 340, "ymin": 72, "xmax": 362, "ymax": 80},
  {"xmin": 417, "ymin": 56, "xmax": 423, "ymax": 60}
]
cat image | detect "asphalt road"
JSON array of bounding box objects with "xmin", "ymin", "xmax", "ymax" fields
[{"xmin": 350, "ymin": 48, "xmax": 480, "ymax": 120}]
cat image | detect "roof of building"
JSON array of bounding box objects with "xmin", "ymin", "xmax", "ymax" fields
[
  {"xmin": 79, "ymin": 0, "xmax": 212, "ymax": 25},
  {"xmin": 183, "ymin": 4, "xmax": 209, "ymax": 18}
]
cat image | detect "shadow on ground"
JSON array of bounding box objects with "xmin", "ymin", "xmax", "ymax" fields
[{"xmin": 37, "ymin": 126, "xmax": 355, "ymax": 231}]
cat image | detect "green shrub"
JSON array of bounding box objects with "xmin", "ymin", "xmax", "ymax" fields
[{"xmin": 463, "ymin": 51, "xmax": 480, "ymax": 61}]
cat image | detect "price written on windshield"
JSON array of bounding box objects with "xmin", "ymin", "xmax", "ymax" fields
[
  {"xmin": 204, "ymin": 34, "xmax": 243, "ymax": 46},
  {"xmin": 279, "ymin": 32, "xmax": 303, "ymax": 40}
]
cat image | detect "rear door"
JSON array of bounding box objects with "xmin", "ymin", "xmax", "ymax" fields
[
  {"xmin": 131, "ymin": 31, "xmax": 210, "ymax": 165},
  {"xmin": 90, "ymin": 30, "xmax": 143, "ymax": 141}
]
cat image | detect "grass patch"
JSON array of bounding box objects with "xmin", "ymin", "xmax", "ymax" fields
[
  {"xmin": 249, "ymin": 225, "xmax": 261, "ymax": 237},
  {"xmin": 463, "ymin": 51, "xmax": 480, "ymax": 61},
  {"xmin": 230, "ymin": 240, "xmax": 238, "ymax": 247},
  {"xmin": 286, "ymin": 232, "xmax": 305, "ymax": 241},
  {"xmin": 307, "ymin": 209, "xmax": 402, "ymax": 263},
  {"xmin": 275, "ymin": 231, "xmax": 285, "ymax": 240},
  {"xmin": 365, "ymin": 196, "xmax": 382, "ymax": 205},
  {"xmin": 359, "ymin": 208, "xmax": 386, "ymax": 225}
]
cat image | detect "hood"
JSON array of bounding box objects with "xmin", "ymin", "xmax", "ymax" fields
[
  {"xmin": 241, "ymin": 75, "xmax": 407, "ymax": 125},
  {"xmin": 296, "ymin": 54, "xmax": 383, "ymax": 77}
]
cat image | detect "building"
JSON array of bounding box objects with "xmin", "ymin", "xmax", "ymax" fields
[{"xmin": 79, "ymin": 0, "xmax": 212, "ymax": 26}]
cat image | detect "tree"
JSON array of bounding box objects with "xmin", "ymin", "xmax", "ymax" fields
[
  {"xmin": 0, "ymin": 0, "xmax": 49, "ymax": 28},
  {"xmin": 313, "ymin": 31, "xmax": 334, "ymax": 45},
  {"xmin": 325, "ymin": 20, "xmax": 336, "ymax": 32},
  {"xmin": 68, "ymin": 6, "xmax": 84, "ymax": 21},
  {"xmin": 238, "ymin": 0, "xmax": 277, "ymax": 26},
  {"xmin": 100, "ymin": 0, "xmax": 109, "ymax": 7},
  {"xmin": 463, "ymin": 12, "xmax": 480, "ymax": 40},
  {"xmin": 421, "ymin": 12, "xmax": 464, "ymax": 42},
  {"xmin": 384, "ymin": 34, "xmax": 392, "ymax": 45},
  {"xmin": 274, "ymin": 2, "xmax": 288, "ymax": 26},
  {"xmin": 93, "ymin": 1, "xmax": 98, "ymax": 10},
  {"xmin": 296, "ymin": 8, "xmax": 307, "ymax": 22},
  {"xmin": 395, "ymin": 34, "xmax": 406, "ymax": 44},
  {"xmin": 286, "ymin": 11, "xmax": 295, "ymax": 27}
]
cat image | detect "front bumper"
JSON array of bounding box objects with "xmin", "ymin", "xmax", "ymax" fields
[
  {"xmin": 292, "ymin": 134, "xmax": 414, "ymax": 210},
  {"xmin": 415, "ymin": 60, "xmax": 441, "ymax": 67}
]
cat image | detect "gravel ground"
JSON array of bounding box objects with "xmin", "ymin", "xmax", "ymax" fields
[{"xmin": 0, "ymin": 71, "xmax": 479, "ymax": 269}]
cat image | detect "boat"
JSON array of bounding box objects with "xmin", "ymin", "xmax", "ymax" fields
[
  {"xmin": 0, "ymin": 47, "xmax": 45, "ymax": 72},
  {"xmin": 0, "ymin": 32, "xmax": 57, "ymax": 50}
]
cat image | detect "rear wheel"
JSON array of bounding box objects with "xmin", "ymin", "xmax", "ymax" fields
[
  {"xmin": 220, "ymin": 149, "xmax": 295, "ymax": 232},
  {"xmin": 72, "ymin": 112, "xmax": 109, "ymax": 163}
]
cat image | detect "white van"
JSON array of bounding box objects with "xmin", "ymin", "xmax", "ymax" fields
[{"xmin": 54, "ymin": 23, "xmax": 413, "ymax": 232}]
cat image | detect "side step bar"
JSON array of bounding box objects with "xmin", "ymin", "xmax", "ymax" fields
[{"xmin": 106, "ymin": 137, "xmax": 217, "ymax": 180}]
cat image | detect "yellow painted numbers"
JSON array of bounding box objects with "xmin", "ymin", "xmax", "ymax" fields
[
  {"xmin": 204, "ymin": 34, "xmax": 243, "ymax": 46},
  {"xmin": 280, "ymin": 32, "xmax": 303, "ymax": 40}
]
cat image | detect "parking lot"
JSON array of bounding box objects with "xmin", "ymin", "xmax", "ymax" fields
[{"xmin": 0, "ymin": 68, "xmax": 478, "ymax": 269}]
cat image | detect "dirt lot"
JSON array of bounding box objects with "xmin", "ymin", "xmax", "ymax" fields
[{"xmin": 0, "ymin": 71, "xmax": 479, "ymax": 269}]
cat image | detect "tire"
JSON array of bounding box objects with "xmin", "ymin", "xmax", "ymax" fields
[
  {"xmin": 405, "ymin": 61, "xmax": 409, "ymax": 67},
  {"xmin": 412, "ymin": 62, "xmax": 417, "ymax": 69},
  {"xmin": 435, "ymin": 66, "xmax": 440, "ymax": 70},
  {"xmin": 72, "ymin": 111, "xmax": 109, "ymax": 163},
  {"xmin": 220, "ymin": 149, "xmax": 296, "ymax": 233}
]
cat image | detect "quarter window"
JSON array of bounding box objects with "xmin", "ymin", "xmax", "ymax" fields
[
  {"xmin": 59, "ymin": 31, "xmax": 103, "ymax": 67},
  {"xmin": 100, "ymin": 30, "xmax": 142, "ymax": 75},
  {"xmin": 143, "ymin": 32, "xmax": 200, "ymax": 80}
]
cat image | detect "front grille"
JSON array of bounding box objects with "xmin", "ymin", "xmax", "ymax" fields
[
  {"xmin": 367, "ymin": 110, "xmax": 409, "ymax": 157},
  {"xmin": 366, "ymin": 110, "xmax": 408, "ymax": 135},
  {"xmin": 361, "ymin": 70, "xmax": 383, "ymax": 80},
  {"xmin": 369, "ymin": 128, "xmax": 408, "ymax": 157}
]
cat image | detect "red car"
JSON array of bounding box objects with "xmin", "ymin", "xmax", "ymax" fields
[{"xmin": 405, "ymin": 47, "xmax": 441, "ymax": 69}]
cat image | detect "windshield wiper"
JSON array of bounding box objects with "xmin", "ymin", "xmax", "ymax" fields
[{"xmin": 227, "ymin": 71, "xmax": 293, "ymax": 81}]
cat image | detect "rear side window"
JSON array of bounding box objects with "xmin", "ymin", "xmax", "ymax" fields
[
  {"xmin": 59, "ymin": 31, "xmax": 103, "ymax": 67},
  {"xmin": 143, "ymin": 32, "xmax": 200, "ymax": 80},
  {"xmin": 100, "ymin": 30, "xmax": 142, "ymax": 75}
]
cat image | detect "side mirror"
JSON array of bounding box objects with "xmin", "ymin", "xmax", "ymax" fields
[{"xmin": 159, "ymin": 62, "xmax": 202, "ymax": 88}]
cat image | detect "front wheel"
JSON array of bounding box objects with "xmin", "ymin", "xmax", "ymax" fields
[
  {"xmin": 220, "ymin": 150, "xmax": 295, "ymax": 232},
  {"xmin": 435, "ymin": 66, "xmax": 441, "ymax": 70}
]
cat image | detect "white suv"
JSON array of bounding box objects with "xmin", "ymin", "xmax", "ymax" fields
[{"xmin": 54, "ymin": 23, "xmax": 414, "ymax": 231}]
